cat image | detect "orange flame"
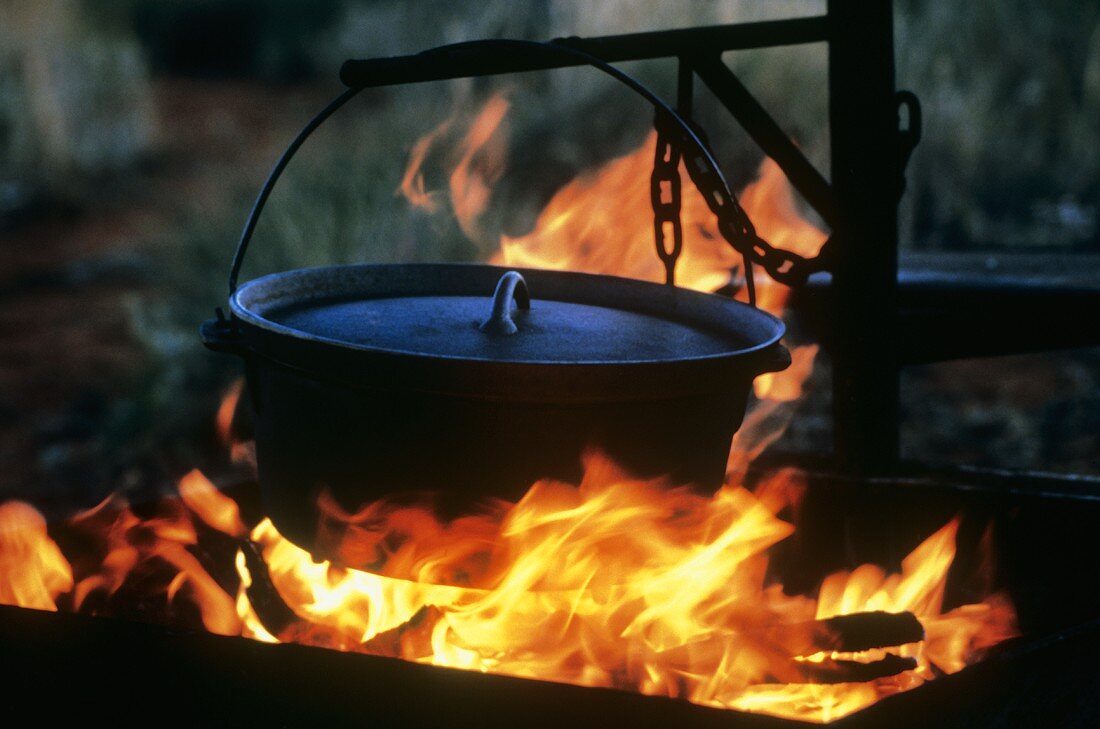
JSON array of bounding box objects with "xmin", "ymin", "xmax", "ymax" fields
[
  {"xmin": 179, "ymin": 468, "xmax": 246, "ymax": 539},
  {"xmin": 757, "ymin": 343, "xmax": 819, "ymax": 403},
  {"xmin": 0, "ymin": 457, "xmax": 1017, "ymax": 723},
  {"xmin": 491, "ymin": 134, "xmax": 826, "ymax": 308},
  {"xmin": 738, "ymin": 157, "xmax": 828, "ymax": 313},
  {"xmin": 216, "ymin": 378, "xmax": 255, "ymax": 466},
  {"xmin": 0, "ymin": 473, "xmax": 240, "ymax": 636},
  {"xmin": 398, "ymin": 117, "xmax": 454, "ymax": 213},
  {"xmin": 216, "ymin": 379, "xmax": 243, "ymax": 444},
  {"xmin": 485, "ymin": 132, "xmax": 824, "ymax": 405},
  {"xmin": 401, "ymin": 103, "xmax": 828, "ymax": 406},
  {"xmin": 66, "ymin": 491, "xmax": 241, "ymax": 636},
  {"xmin": 493, "ymin": 130, "xmax": 738, "ymax": 293},
  {"xmin": 0, "ymin": 501, "xmax": 73, "ymax": 611},
  {"xmin": 399, "ymin": 93, "xmax": 511, "ymax": 241},
  {"xmin": 449, "ymin": 94, "xmax": 510, "ymax": 241}
]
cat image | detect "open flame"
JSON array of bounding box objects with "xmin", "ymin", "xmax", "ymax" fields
[
  {"xmin": 0, "ymin": 99, "xmax": 1018, "ymax": 723},
  {"xmin": 249, "ymin": 457, "xmax": 1015, "ymax": 723},
  {"xmin": 493, "ymin": 135, "xmax": 827, "ymax": 309},
  {"xmin": 400, "ymin": 92, "xmax": 511, "ymax": 241},
  {"xmin": 0, "ymin": 502, "xmax": 72, "ymax": 611},
  {"xmin": 0, "ymin": 446, "xmax": 1018, "ymax": 723}
]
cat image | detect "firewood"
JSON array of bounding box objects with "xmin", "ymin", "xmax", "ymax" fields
[
  {"xmin": 240, "ymin": 540, "xmax": 298, "ymax": 636},
  {"xmin": 816, "ymin": 610, "xmax": 924, "ymax": 653},
  {"xmin": 800, "ymin": 653, "xmax": 919, "ymax": 684},
  {"xmin": 763, "ymin": 610, "xmax": 923, "ymax": 658}
]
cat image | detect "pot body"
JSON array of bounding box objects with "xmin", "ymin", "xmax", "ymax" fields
[
  {"xmin": 249, "ymin": 360, "xmax": 749, "ymax": 552},
  {"xmin": 206, "ymin": 264, "xmax": 787, "ymax": 556}
]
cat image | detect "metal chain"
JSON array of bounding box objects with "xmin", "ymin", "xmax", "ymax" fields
[
  {"xmin": 652, "ymin": 111, "xmax": 832, "ymax": 290},
  {"xmin": 650, "ymin": 121, "xmax": 684, "ymax": 285}
]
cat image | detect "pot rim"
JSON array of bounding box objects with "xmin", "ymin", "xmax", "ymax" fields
[{"xmin": 228, "ymin": 262, "xmax": 785, "ymax": 368}]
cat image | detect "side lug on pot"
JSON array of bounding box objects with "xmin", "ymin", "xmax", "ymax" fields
[
  {"xmin": 761, "ymin": 342, "xmax": 792, "ymax": 374},
  {"xmin": 200, "ymin": 309, "xmax": 247, "ymax": 356}
]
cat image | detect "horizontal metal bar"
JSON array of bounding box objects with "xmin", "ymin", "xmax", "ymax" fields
[
  {"xmin": 750, "ymin": 453, "xmax": 1100, "ymax": 502},
  {"xmin": 340, "ymin": 17, "xmax": 829, "ymax": 88},
  {"xmin": 792, "ymin": 252, "xmax": 1100, "ymax": 364},
  {"xmin": 691, "ymin": 54, "xmax": 836, "ymax": 227}
]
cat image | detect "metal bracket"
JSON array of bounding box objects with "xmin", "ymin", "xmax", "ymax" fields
[{"xmin": 691, "ymin": 54, "xmax": 837, "ymax": 228}]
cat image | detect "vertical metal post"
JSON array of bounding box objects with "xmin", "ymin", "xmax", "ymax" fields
[{"xmin": 827, "ymin": 0, "xmax": 901, "ymax": 472}]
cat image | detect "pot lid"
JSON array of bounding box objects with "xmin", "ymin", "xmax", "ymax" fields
[{"xmin": 230, "ymin": 264, "xmax": 783, "ymax": 366}]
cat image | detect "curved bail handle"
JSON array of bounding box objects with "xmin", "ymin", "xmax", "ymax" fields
[
  {"xmin": 479, "ymin": 271, "xmax": 530, "ymax": 335},
  {"xmin": 228, "ymin": 39, "xmax": 752, "ymax": 304}
]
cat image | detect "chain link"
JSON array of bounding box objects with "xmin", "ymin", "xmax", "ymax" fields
[
  {"xmin": 650, "ymin": 122, "xmax": 684, "ymax": 285},
  {"xmin": 651, "ymin": 111, "xmax": 832, "ymax": 291}
]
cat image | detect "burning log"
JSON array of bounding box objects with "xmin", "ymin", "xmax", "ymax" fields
[
  {"xmin": 817, "ymin": 610, "xmax": 924, "ymax": 653},
  {"xmin": 736, "ymin": 609, "xmax": 924, "ymax": 660},
  {"xmin": 745, "ymin": 611, "xmax": 924, "ymax": 683},
  {"xmin": 801, "ymin": 654, "xmax": 920, "ymax": 684},
  {"xmin": 239, "ymin": 540, "xmax": 298, "ymax": 637}
]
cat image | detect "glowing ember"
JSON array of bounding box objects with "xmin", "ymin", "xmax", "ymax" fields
[{"xmin": 0, "ymin": 101, "xmax": 1018, "ymax": 724}]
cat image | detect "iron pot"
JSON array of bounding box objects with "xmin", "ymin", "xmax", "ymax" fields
[{"xmin": 202, "ymin": 263, "xmax": 787, "ymax": 554}]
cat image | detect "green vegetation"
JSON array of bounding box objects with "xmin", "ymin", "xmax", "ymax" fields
[{"xmin": 897, "ymin": 0, "xmax": 1100, "ymax": 249}]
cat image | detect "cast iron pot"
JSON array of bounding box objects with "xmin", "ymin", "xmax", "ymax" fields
[
  {"xmin": 204, "ymin": 264, "xmax": 787, "ymax": 551},
  {"xmin": 202, "ymin": 40, "xmax": 791, "ymax": 555}
]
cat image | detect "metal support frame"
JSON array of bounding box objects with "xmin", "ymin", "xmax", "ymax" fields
[
  {"xmin": 340, "ymin": 18, "xmax": 838, "ymax": 231},
  {"xmin": 826, "ymin": 0, "xmax": 901, "ymax": 473},
  {"xmin": 340, "ymin": 10, "xmax": 904, "ymax": 473},
  {"xmin": 690, "ymin": 55, "xmax": 836, "ymax": 227}
]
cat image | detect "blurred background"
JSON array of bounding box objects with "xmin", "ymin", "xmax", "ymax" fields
[{"xmin": 1, "ymin": 0, "xmax": 1097, "ymax": 509}]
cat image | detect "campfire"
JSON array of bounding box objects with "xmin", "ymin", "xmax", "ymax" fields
[{"xmin": 0, "ymin": 109, "xmax": 1018, "ymax": 723}]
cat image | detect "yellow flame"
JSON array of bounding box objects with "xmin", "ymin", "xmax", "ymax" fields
[{"xmin": 238, "ymin": 455, "xmax": 1016, "ymax": 723}]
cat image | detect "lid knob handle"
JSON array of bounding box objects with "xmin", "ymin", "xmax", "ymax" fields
[{"xmin": 479, "ymin": 271, "xmax": 530, "ymax": 335}]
